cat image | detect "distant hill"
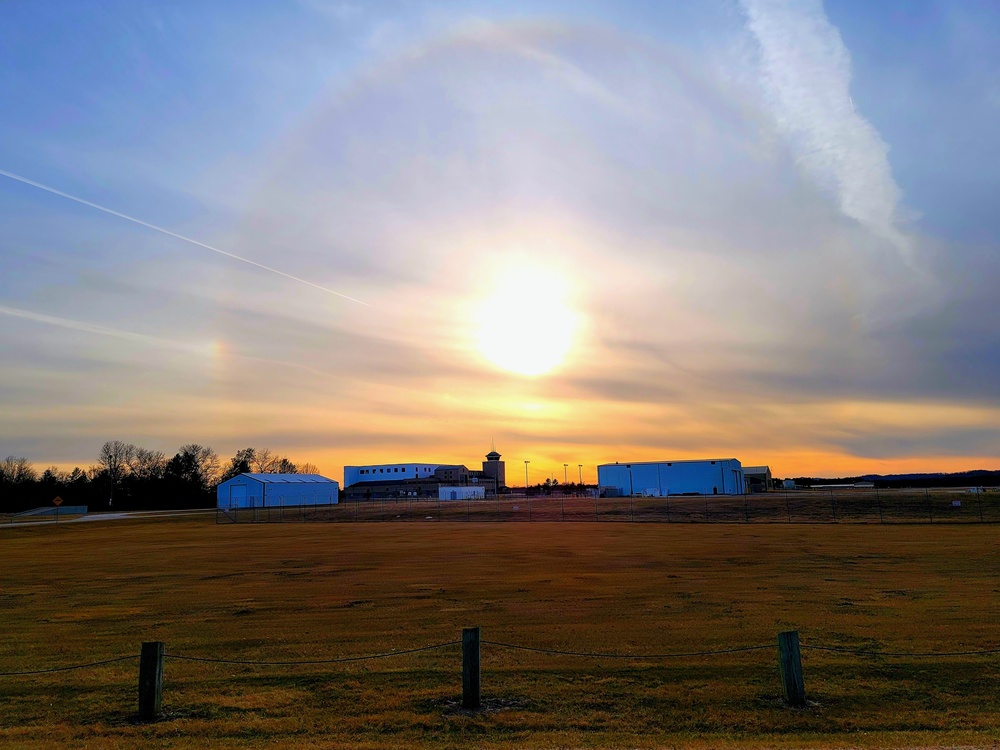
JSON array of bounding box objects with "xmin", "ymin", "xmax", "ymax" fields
[{"xmin": 788, "ymin": 470, "xmax": 1000, "ymax": 489}]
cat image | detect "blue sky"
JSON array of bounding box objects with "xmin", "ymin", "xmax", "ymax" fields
[{"xmin": 2, "ymin": 1, "xmax": 999, "ymax": 479}]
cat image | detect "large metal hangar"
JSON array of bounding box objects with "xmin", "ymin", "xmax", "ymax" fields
[
  {"xmin": 216, "ymin": 473, "xmax": 339, "ymax": 509},
  {"xmin": 742, "ymin": 465, "xmax": 773, "ymax": 492},
  {"xmin": 598, "ymin": 459, "xmax": 745, "ymax": 497}
]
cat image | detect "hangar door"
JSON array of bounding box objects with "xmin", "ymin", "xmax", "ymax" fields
[{"xmin": 229, "ymin": 484, "xmax": 247, "ymax": 508}]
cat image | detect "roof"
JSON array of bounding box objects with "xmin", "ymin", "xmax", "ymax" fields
[
  {"xmin": 598, "ymin": 459, "xmax": 740, "ymax": 467},
  {"xmin": 345, "ymin": 462, "xmax": 442, "ymax": 469},
  {"xmin": 239, "ymin": 473, "xmax": 336, "ymax": 484},
  {"xmin": 742, "ymin": 466, "xmax": 771, "ymax": 474}
]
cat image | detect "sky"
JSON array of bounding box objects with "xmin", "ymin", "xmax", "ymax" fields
[{"xmin": 2, "ymin": 0, "xmax": 1000, "ymax": 483}]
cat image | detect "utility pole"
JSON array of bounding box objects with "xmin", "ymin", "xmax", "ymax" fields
[
  {"xmin": 563, "ymin": 464, "xmax": 568, "ymax": 484},
  {"xmin": 524, "ymin": 460, "xmax": 530, "ymax": 496}
]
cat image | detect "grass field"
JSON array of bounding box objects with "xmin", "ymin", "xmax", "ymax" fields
[
  {"xmin": 2, "ymin": 516, "xmax": 999, "ymax": 749},
  {"xmin": 218, "ymin": 488, "xmax": 1000, "ymax": 525}
]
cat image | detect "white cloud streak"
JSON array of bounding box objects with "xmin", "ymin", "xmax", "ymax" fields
[
  {"xmin": 0, "ymin": 168, "xmax": 369, "ymax": 306},
  {"xmin": 740, "ymin": 0, "xmax": 912, "ymax": 259},
  {"xmin": 0, "ymin": 304, "xmax": 206, "ymax": 352}
]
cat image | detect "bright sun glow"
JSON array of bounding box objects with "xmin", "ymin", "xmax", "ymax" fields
[{"xmin": 475, "ymin": 270, "xmax": 580, "ymax": 376}]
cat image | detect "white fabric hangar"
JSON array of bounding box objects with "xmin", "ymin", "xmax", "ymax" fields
[
  {"xmin": 216, "ymin": 473, "xmax": 339, "ymax": 509},
  {"xmin": 597, "ymin": 459, "xmax": 746, "ymax": 496}
]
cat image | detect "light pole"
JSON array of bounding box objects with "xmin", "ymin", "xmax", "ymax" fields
[
  {"xmin": 578, "ymin": 464, "xmax": 583, "ymax": 485},
  {"xmin": 626, "ymin": 464, "xmax": 634, "ymax": 521},
  {"xmin": 524, "ymin": 460, "xmax": 530, "ymax": 496},
  {"xmin": 563, "ymin": 464, "xmax": 568, "ymax": 484}
]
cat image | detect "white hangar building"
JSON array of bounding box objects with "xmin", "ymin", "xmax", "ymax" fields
[
  {"xmin": 216, "ymin": 473, "xmax": 339, "ymax": 509},
  {"xmin": 597, "ymin": 459, "xmax": 746, "ymax": 497}
]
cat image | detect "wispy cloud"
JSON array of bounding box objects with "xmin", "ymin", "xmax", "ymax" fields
[
  {"xmin": 0, "ymin": 168, "xmax": 368, "ymax": 306},
  {"xmin": 0, "ymin": 304, "xmax": 205, "ymax": 353},
  {"xmin": 740, "ymin": 0, "xmax": 912, "ymax": 259}
]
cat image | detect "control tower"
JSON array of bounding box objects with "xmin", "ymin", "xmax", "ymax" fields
[{"xmin": 482, "ymin": 444, "xmax": 506, "ymax": 490}]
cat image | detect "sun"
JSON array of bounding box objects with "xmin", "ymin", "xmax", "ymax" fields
[{"xmin": 474, "ymin": 271, "xmax": 580, "ymax": 376}]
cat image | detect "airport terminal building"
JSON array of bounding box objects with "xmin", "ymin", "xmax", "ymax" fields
[{"xmin": 342, "ymin": 448, "xmax": 506, "ymax": 500}]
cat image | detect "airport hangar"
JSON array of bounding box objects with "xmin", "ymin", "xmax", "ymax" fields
[
  {"xmin": 598, "ymin": 459, "xmax": 746, "ymax": 497},
  {"xmin": 216, "ymin": 473, "xmax": 339, "ymax": 509}
]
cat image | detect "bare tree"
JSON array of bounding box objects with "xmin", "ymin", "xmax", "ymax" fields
[
  {"xmin": 296, "ymin": 462, "xmax": 320, "ymax": 475},
  {"xmin": 129, "ymin": 448, "xmax": 166, "ymax": 481},
  {"xmin": 0, "ymin": 456, "xmax": 36, "ymax": 484},
  {"xmin": 98, "ymin": 441, "xmax": 135, "ymax": 508},
  {"xmin": 250, "ymin": 448, "xmax": 281, "ymax": 473}
]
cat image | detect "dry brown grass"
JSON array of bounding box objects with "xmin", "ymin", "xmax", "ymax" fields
[{"xmin": 2, "ymin": 516, "xmax": 999, "ymax": 748}]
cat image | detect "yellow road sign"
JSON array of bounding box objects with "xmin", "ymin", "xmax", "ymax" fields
[{"xmin": 53, "ymin": 496, "xmax": 63, "ymax": 506}]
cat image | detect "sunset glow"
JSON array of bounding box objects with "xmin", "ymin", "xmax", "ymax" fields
[{"xmin": 475, "ymin": 271, "xmax": 580, "ymax": 377}]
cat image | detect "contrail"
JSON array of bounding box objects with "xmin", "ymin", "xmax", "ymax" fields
[
  {"xmin": 0, "ymin": 168, "xmax": 368, "ymax": 306},
  {"xmin": 0, "ymin": 303, "xmax": 204, "ymax": 351}
]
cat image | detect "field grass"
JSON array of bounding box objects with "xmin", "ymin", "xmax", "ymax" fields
[
  {"xmin": 2, "ymin": 516, "xmax": 999, "ymax": 748},
  {"xmin": 219, "ymin": 488, "xmax": 1000, "ymax": 525}
]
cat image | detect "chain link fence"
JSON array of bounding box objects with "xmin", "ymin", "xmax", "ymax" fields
[{"xmin": 216, "ymin": 487, "xmax": 1000, "ymax": 524}]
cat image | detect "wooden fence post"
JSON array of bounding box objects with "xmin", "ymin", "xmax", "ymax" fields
[
  {"xmin": 138, "ymin": 641, "xmax": 165, "ymax": 721},
  {"xmin": 462, "ymin": 626, "xmax": 481, "ymax": 710},
  {"xmin": 777, "ymin": 630, "xmax": 805, "ymax": 707}
]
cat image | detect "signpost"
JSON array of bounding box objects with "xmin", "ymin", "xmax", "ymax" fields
[{"xmin": 53, "ymin": 496, "xmax": 63, "ymax": 523}]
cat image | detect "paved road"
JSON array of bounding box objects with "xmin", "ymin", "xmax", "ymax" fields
[{"xmin": 0, "ymin": 508, "xmax": 214, "ymax": 528}]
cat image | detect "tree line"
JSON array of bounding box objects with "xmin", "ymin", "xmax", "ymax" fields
[{"xmin": 0, "ymin": 444, "xmax": 319, "ymax": 514}]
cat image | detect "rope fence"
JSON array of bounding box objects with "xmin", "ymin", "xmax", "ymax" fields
[
  {"xmin": 3, "ymin": 628, "xmax": 999, "ymax": 717},
  {"xmin": 164, "ymin": 640, "xmax": 460, "ymax": 666},
  {"xmin": 800, "ymin": 644, "xmax": 1000, "ymax": 657},
  {"xmin": 0, "ymin": 654, "xmax": 137, "ymax": 677},
  {"xmin": 481, "ymin": 640, "xmax": 774, "ymax": 658}
]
